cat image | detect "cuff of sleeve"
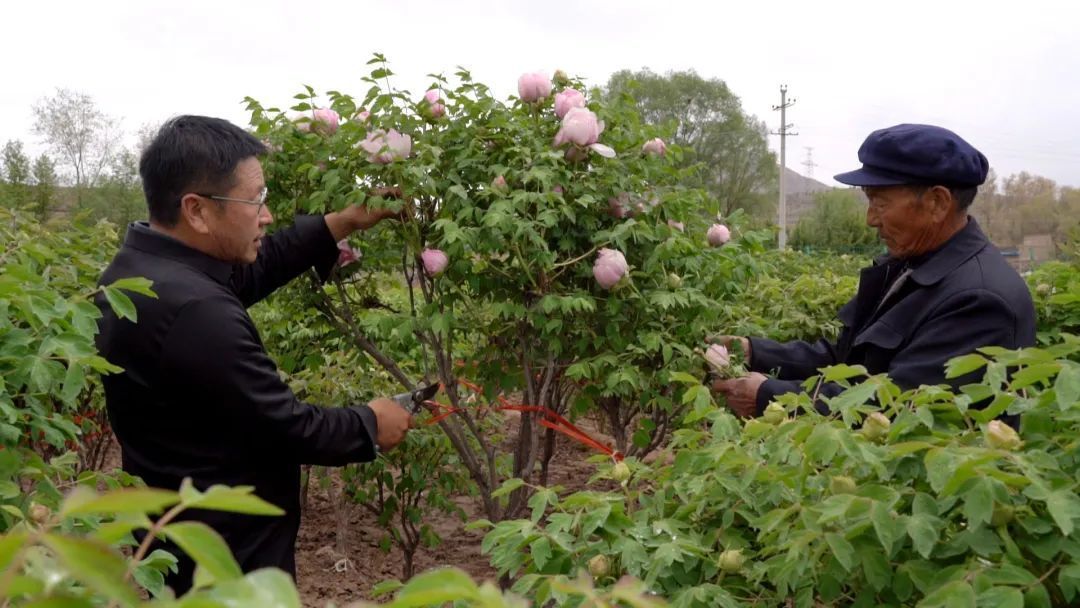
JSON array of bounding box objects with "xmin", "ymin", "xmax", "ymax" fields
[
  {"xmin": 295, "ymin": 214, "xmax": 341, "ymax": 282},
  {"xmin": 755, "ymin": 378, "xmax": 802, "ymax": 416},
  {"xmin": 354, "ymin": 405, "xmax": 380, "ymax": 461}
]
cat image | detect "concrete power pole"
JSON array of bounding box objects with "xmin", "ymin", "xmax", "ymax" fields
[{"xmin": 771, "ymin": 85, "xmax": 797, "ymax": 250}]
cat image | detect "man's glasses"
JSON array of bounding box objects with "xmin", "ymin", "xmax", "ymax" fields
[{"xmin": 193, "ymin": 187, "xmax": 268, "ymax": 213}]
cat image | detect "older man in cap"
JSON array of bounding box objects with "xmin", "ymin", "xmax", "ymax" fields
[{"xmin": 711, "ymin": 123, "xmax": 1035, "ymax": 417}]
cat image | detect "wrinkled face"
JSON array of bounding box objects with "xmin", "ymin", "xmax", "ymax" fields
[
  {"xmin": 201, "ymin": 157, "xmax": 273, "ymax": 264},
  {"xmin": 864, "ymin": 185, "xmax": 952, "ymax": 259}
]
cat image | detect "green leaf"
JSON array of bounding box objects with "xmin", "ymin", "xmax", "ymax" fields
[
  {"xmin": 906, "ymin": 514, "xmax": 940, "ymax": 559},
  {"xmin": 962, "ymin": 479, "xmax": 994, "ymax": 527},
  {"xmin": 63, "ymin": 488, "xmax": 180, "ymax": 517},
  {"xmin": 107, "ymin": 277, "xmax": 156, "ymax": 298},
  {"xmin": 42, "ymin": 534, "xmax": 140, "ymax": 607},
  {"xmin": 59, "ymin": 362, "xmax": 86, "ymax": 405},
  {"xmin": 162, "ymin": 522, "xmax": 243, "ymax": 583},
  {"xmin": 668, "ymin": 371, "xmax": 702, "ymax": 385},
  {"xmin": 975, "ymin": 587, "xmax": 1023, "ymax": 608},
  {"xmin": 530, "ymin": 537, "xmax": 552, "ymax": 570},
  {"xmin": 945, "ymin": 354, "xmax": 989, "ymax": 379},
  {"xmin": 184, "ymin": 485, "xmax": 285, "ymax": 516},
  {"xmin": 1055, "ymin": 365, "xmax": 1080, "ymax": 410},
  {"xmin": 393, "ymin": 567, "xmax": 479, "ymax": 603},
  {"xmin": 824, "ymin": 533, "xmax": 856, "ymax": 572},
  {"xmin": 491, "ymin": 478, "xmax": 524, "ymax": 500},
  {"xmin": 1044, "ymin": 490, "xmax": 1080, "ymax": 536},
  {"xmin": 0, "ymin": 531, "xmax": 27, "ymax": 572},
  {"xmin": 1009, "ymin": 363, "xmax": 1061, "ymax": 390},
  {"xmin": 919, "ymin": 580, "xmax": 976, "ymax": 608},
  {"xmin": 103, "ymin": 286, "xmax": 137, "ymax": 322},
  {"xmin": 871, "ymin": 502, "xmax": 901, "ymax": 552},
  {"xmin": 202, "ymin": 568, "xmax": 301, "ymax": 608}
]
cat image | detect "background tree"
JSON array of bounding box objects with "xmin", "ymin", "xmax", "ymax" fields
[
  {"xmin": 82, "ymin": 145, "xmax": 144, "ymax": 240},
  {"xmin": 31, "ymin": 153, "xmax": 57, "ymax": 221},
  {"xmin": 789, "ymin": 188, "xmax": 879, "ymax": 252},
  {"xmin": 32, "ymin": 88, "xmax": 121, "ymax": 202},
  {"xmin": 604, "ymin": 69, "xmax": 777, "ymax": 221},
  {"xmin": 1, "ymin": 140, "xmax": 32, "ymax": 209}
]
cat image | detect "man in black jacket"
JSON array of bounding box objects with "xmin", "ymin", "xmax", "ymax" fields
[
  {"xmin": 711, "ymin": 124, "xmax": 1035, "ymax": 417},
  {"xmin": 95, "ymin": 115, "xmax": 412, "ymax": 593}
]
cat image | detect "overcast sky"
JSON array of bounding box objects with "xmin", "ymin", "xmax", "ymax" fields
[{"xmin": 2, "ymin": 0, "xmax": 1078, "ymax": 189}]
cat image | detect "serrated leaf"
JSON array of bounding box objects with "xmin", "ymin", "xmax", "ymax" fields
[
  {"xmin": 184, "ymin": 485, "xmax": 285, "ymax": 516},
  {"xmin": 63, "ymin": 488, "xmax": 179, "ymax": 517},
  {"xmin": 491, "ymin": 478, "xmax": 524, "ymax": 500},
  {"xmin": 103, "ymin": 286, "xmax": 137, "ymax": 322}
]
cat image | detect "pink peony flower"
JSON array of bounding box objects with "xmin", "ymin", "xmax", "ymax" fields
[
  {"xmin": 707, "ymin": 224, "xmax": 731, "ymax": 247},
  {"xmin": 667, "ymin": 219, "xmax": 685, "ymax": 232},
  {"xmin": 492, "ymin": 175, "xmax": 507, "ymax": 189},
  {"xmin": 554, "ymin": 88, "xmax": 586, "ymax": 119},
  {"xmin": 421, "ymin": 248, "xmax": 449, "ymax": 276},
  {"xmin": 517, "ymin": 72, "xmax": 553, "ymax": 102},
  {"xmin": 312, "ymin": 108, "xmax": 340, "ymax": 135},
  {"xmin": 356, "ymin": 109, "xmax": 371, "ymax": 123},
  {"xmin": 592, "ymin": 248, "xmax": 628, "ymax": 289},
  {"xmin": 704, "ymin": 344, "xmax": 730, "ymax": 371},
  {"xmin": 642, "ymin": 138, "xmax": 667, "ymax": 156},
  {"xmin": 554, "ymin": 108, "xmax": 615, "ymax": 158},
  {"xmin": 337, "ymin": 239, "xmax": 361, "ymax": 266},
  {"xmin": 359, "ymin": 129, "xmax": 412, "ymax": 164},
  {"xmin": 423, "ymin": 89, "xmax": 446, "ymax": 119},
  {"xmin": 553, "ymin": 185, "xmax": 564, "ymax": 194},
  {"xmin": 608, "ymin": 193, "xmax": 631, "ymax": 219}
]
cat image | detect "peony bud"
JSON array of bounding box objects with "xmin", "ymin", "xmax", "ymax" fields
[
  {"xmin": 991, "ymin": 503, "xmax": 1014, "ymax": 527},
  {"xmin": 704, "ymin": 343, "xmax": 730, "ymax": 372},
  {"xmin": 718, "ymin": 549, "xmax": 745, "ymax": 573},
  {"xmin": 554, "ymin": 107, "xmax": 603, "ymax": 147},
  {"xmin": 861, "ymin": 412, "xmax": 891, "ymax": 441},
  {"xmin": 423, "ymin": 89, "xmax": 446, "ymax": 119},
  {"xmin": 611, "ymin": 461, "xmax": 631, "ymax": 483},
  {"xmin": 762, "ymin": 403, "xmax": 785, "ymax": 425},
  {"xmin": 707, "ymin": 224, "xmax": 731, "ymax": 247},
  {"xmin": 312, "ymin": 108, "xmax": 340, "ymax": 135},
  {"xmin": 356, "ymin": 110, "xmax": 371, "ymax": 123},
  {"xmin": 593, "ymin": 248, "xmax": 628, "ymax": 290},
  {"xmin": 554, "ymin": 88, "xmax": 586, "ymax": 119},
  {"xmin": 986, "ymin": 420, "xmax": 1022, "ymax": 451},
  {"xmin": 421, "ymin": 248, "xmax": 449, "ymax": 276},
  {"xmin": 642, "ymin": 138, "xmax": 667, "ymax": 156},
  {"xmin": 1036, "ymin": 283, "xmax": 1052, "ymax": 296},
  {"xmin": 517, "ymin": 72, "xmax": 553, "ymax": 102},
  {"xmin": 666, "ymin": 273, "xmax": 683, "ymax": 289},
  {"xmin": 608, "ymin": 194, "xmax": 630, "ymax": 219},
  {"xmin": 553, "ymin": 69, "xmax": 570, "ymax": 87},
  {"xmin": 829, "ymin": 476, "xmax": 857, "ymax": 495},
  {"xmin": 553, "ymin": 185, "xmax": 564, "ymax": 195},
  {"xmin": 667, "ymin": 219, "xmax": 685, "ymax": 232},
  {"xmin": 337, "ymin": 240, "xmax": 361, "ymax": 266},
  {"xmin": 29, "ymin": 502, "xmax": 50, "ymax": 524},
  {"xmin": 588, "ymin": 554, "xmax": 611, "ymax": 578}
]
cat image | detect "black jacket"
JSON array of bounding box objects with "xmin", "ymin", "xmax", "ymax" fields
[
  {"xmin": 750, "ymin": 218, "xmax": 1036, "ymax": 413},
  {"xmin": 95, "ymin": 217, "xmax": 378, "ymax": 592}
]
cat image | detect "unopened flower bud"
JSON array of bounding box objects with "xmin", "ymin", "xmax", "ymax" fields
[
  {"xmin": 762, "ymin": 403, "xmax": 785, "ymax": 425},
  {"xmin": 861, "ymin": 412, "xmax": 891, "ymax": 441},
  {"xmin": 611, "ymin": 461, "xmax": 631, "ymax": 483},
  {"xmin": 718, "ymin": 549, "xmax": 745, "ymax": 573},
  {"xmin": 986, "ymin": 420, "xmax": 1022, "ymax": 451},
  {"xmin": 588, "ymin": 554, "xmax": 611, "ymax": 577},
  {"xmin": 830, "ymin": 476, "xmax": 857, "ymax": 495}
]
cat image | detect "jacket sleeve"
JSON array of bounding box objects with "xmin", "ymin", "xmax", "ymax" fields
[
  {"xmin": 160, "ymin": 296, "xmax": 379, "ymax": 466},
  {"xmin": 753, "ymin": 289, "xmax": 1018, "ymax": 415},
  {"xmin": 749, "ymin": 334, "xmax": 844, "ymax": 380},
  {"xmin": 230, "ymin": 215, "xmax": 340, "ymax": 307}
]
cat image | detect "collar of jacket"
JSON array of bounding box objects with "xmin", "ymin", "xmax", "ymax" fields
[
  {"xmin": 870, "ymin": 216, "xmax": 988, "ymax": 288},
  {"xmin": 123, "ymin": 221, "xmax": 234, "ymax": 285}
]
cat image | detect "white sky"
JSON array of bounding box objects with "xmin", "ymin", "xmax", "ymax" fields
[{"xmin": 2, "ymin": 0, "xmax": 1078, "ymax": 189}]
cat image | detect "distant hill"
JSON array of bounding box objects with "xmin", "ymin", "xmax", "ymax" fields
[{"xmin": 782, "ymin": 167, "xmax": 832, "ymax": 226}]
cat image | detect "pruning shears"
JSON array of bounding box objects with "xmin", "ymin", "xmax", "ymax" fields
[{"xmin": 389, "ymin": 382, "xmax": 440, "ymax": 414}]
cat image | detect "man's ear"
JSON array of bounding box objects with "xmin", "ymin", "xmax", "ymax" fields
[
  {"xmin": 178, "ymin": 193, "xmax": 213, "ymax": 235},
  {"xmin": 926, "ymin": 185, "xmax": 957, "ymax": 221}
]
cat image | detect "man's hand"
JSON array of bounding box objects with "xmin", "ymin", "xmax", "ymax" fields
[
  {"xmin": 711, "ymin": 372, "xmax": 767, "ymax": 418},
  {"xmin": 325, "ymin": 187, "xmax": 405, "ymax": 240},
  {"xmin": 707, "ymin": 335, "xmax": 751, "ymax": 360},
  {"xmin": 367, "ymin": 397, "xmax": 412, "ymax": 452}
]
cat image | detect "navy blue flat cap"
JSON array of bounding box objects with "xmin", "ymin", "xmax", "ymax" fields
[{"xmin": 834, "ymin": 124, "xmax": 989, "ymax": 188}]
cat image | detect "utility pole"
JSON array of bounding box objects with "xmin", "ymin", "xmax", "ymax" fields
[
  {"xmin": 802, "ymin": 146, "xmax": 817, "ymax": 178},
  {"xmin": 771, "ymin": 85, "xmax": 797, "ymax": 250}
]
